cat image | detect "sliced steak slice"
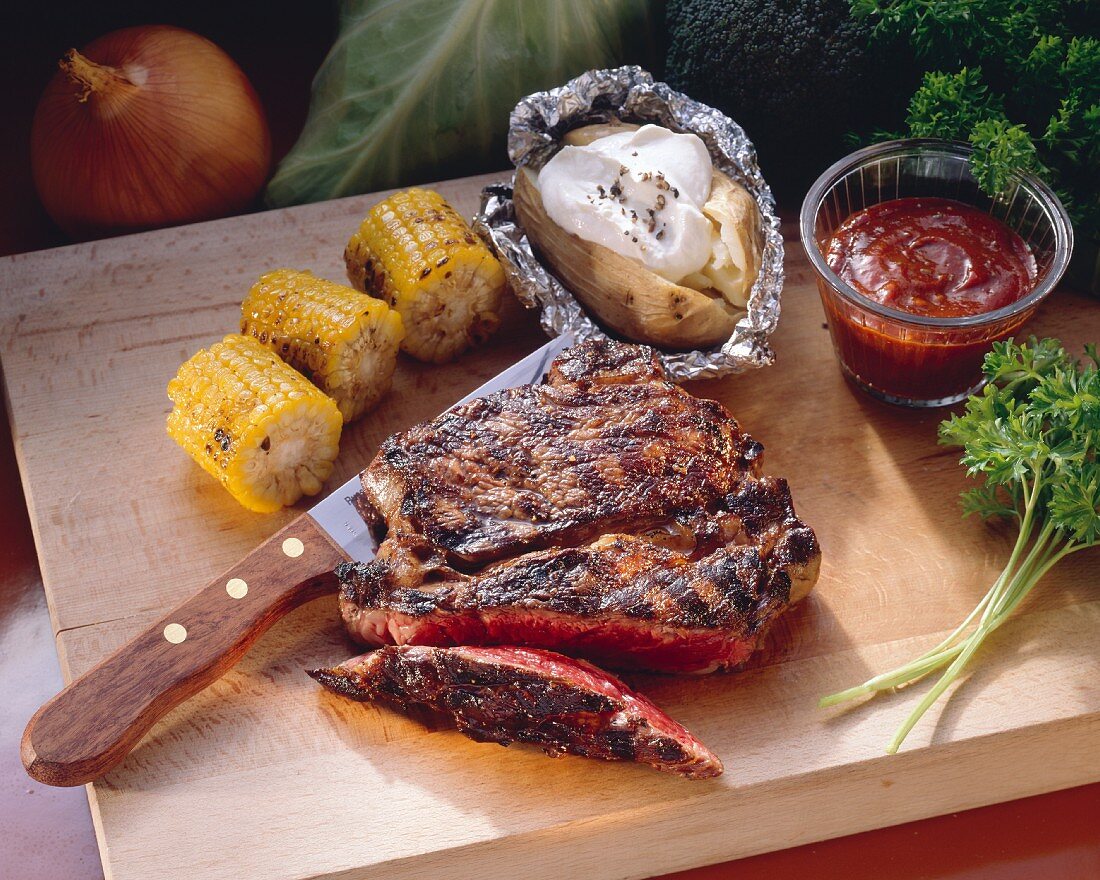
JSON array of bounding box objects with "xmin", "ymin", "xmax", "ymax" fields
[
  {"xmin": 309, "ymin": 645, "xmax": 723, "ymax": 779},
  {"xmin": 339, "ymin": 476, "xmax": 819, "ymax": 674},
  {"xmin": 362, "ymin": 339, "xmax": 762, "ymax": 566}
]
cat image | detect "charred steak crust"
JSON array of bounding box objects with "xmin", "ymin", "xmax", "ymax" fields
[
  {"xmin": 342, "ymin": 339, "xmax": 821, "ymax": 674},
  {"xmin": 310, "ymin": 645, "xmax": 723, "ymax": 779},
  {"xmin": 547, "ymin": 338, "xmax": 664, "ymax": 384},
  {"xmin": 339, "ymin": 538, "xmax": 780, "ymax": 633},
  {"xmin": 363, "ymin": 341, "xmax": 763, "ymax": 567}
]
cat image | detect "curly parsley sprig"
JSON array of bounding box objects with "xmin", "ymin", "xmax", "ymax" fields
[
  {"xmin": 850, "ymin": 0, "xmax": 1100, "ymax": 236},
  {"xmin": 821, "ymin": 337, "xmax": 1100, "ymax": 753}
]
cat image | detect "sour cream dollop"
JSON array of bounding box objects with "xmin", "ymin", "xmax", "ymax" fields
[{"xmin": 537, "ymin": 125, "xmax": 715, "ymax": 284}]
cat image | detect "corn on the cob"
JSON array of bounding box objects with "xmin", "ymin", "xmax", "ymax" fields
[
  {"xmin": 167, "ymin": 334, "xmax": 342, "ymax": 513},
  {"xmin": 240, "ymin": 269, "xmax": 404, "ymax": 422},
  {"xmin": 345, "ymin": 187, "xmax": 507, "ymax": 364}
]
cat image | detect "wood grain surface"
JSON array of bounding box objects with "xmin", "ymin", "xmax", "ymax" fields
[
  {"xmin": 1, "ymin": 172, "xmax": 1098, "ymax": 880},
  {"xmin": 21, "ymin": 514, "xmax": 347, "ymax": 787}
]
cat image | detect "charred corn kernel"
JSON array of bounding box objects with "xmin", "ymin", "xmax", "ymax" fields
[
  {"xmin": 345, "ymin": 187, "xmax": 507, "ymax": 364},
  {"xmin": 240, "ymin": 269, "xmax": 404, "ymax": 422},
  {"xmin": 167, "ymin": 334, "xmax": 342, "ymax": 513}
]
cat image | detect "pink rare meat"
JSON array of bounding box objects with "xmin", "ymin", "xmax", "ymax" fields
[{"xmin": 310, "ymin": 644, "xmax": 723, "ymax": 778}]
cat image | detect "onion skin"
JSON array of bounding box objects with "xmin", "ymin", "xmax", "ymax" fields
[{"xmin": 31, "ymin": 25, "xmax": 272, "ymax": 238}]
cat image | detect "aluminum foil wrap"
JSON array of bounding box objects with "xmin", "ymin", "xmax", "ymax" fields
[{"xmin": 473, "ymin": 66, "xmax": 784, "ymax": 381}]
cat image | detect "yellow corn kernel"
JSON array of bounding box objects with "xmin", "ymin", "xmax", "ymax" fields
[
  {"xmin": 345, "ymin": 187, "xmax": 506, "ymax": 363},
  {"xmin": 167, "ymin": 334, "xmax": 342, "ymax": 513},
  {"xmin": 241, "ymin": 269, "xmax": 404, "ymax": 422}
]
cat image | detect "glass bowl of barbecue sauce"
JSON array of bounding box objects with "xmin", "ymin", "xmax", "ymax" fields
[{"xmin": 800, "ymin": 140, "xmax": 1073, "ymax": 406}]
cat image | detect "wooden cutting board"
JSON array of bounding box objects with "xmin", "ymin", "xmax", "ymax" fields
[{"xmin": 2, "ymin": 172, "xmax": 1098, "ymax": 880}]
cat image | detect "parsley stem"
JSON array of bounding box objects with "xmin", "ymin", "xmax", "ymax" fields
[
  {"xmin": 885, "ymin": 530, "xmax": 1081, "ymax": 753},
  {"xmin": 975, "ymin": 475, "xmax": 1041, "ymax": 630},
  {"xmin": 992, "ymin": 539, "xmax": 1080, "ymax": 622},
  {"xmin": 819, "ymin": 510, "xmax": 1069, "ymax": 729},
  {"xmin": 885, "ymin": 575, "xmax": 1028, "ymax": 752},
  {"xmin": 817, "ymin": 642, "xmax": 970, "ymax": 707},
  {"xmin": 821, "ymin": 337, "xmax": 1100, "ymax": 753},
  {"xmin": 987, "ymin": 520, "xmax": 1057, "ymax": 620},
  {"xmin": 886, "ymin": 627, "xmax": 991, "ymax": 754},
  {"xmin": 913, "ymin": 584, "xmax": 996, "ymax": 660},
  {"xmin": 819, "ymin": 497, "xmax": 1042, "ymax": 710}
]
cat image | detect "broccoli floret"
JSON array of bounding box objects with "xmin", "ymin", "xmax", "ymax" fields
[{"xmin": 666, "ymin": 0, "xmax": 896, "ymax": 198}]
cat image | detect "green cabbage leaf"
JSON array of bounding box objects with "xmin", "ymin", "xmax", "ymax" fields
[{"xmin": 266, "ymin": 0, "xmax": 657, "ymax": 207}]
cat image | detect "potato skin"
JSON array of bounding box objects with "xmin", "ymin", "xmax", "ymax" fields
[
  {"xmin": 561, "ymin": 121, "xmax": 638, "ymax": 147},
  {"xmin": 513, "ymin": 167, "xmax": 739, "ymax": 350}
]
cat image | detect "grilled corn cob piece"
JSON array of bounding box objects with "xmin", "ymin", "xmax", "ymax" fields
[
  {"xmin": 167, "ymin": 334, "xmax": 342, "ymax": 513},
  {"xmin": 241, "ymin": 269, "xmax": 404, "ymax": 422},
  {"xmin": 345, "ymin": 187, "xmax": 506, "ymax": 364}
]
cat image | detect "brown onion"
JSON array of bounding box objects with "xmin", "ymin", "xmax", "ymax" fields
[{"xmin": 31, "ymin": 25, "xmax": 272, "ymax": 238}]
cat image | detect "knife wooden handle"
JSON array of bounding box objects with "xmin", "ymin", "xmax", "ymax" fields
[{"xmin": 21, "ymin": 514, "xmax": 348, "ymax": 787}]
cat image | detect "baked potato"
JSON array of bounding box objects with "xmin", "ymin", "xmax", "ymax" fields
[{"xmin": 513, "ymin": 122, "xmax": 762, "ymax": 350}]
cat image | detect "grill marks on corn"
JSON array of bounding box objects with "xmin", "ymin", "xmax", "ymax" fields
[
  {"xmin": 239, "ymin": 269, "xmax": 404, "ymax": 422},
  {"xmin": 344, "ymin": 188, "xmax": 505, "ymax": 363}
]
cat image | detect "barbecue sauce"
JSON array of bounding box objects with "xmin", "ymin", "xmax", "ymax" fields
[
  {"xmin": 819, "ymin": 198, "xmax": 1039, "ymax": 403},
  {"xmin": 825, "ymin": 198, "xmax": 1037, "ymax": 318}
]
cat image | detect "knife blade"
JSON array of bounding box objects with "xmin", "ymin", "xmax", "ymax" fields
[
  {"xmin": 22, "ymin": 333, "xmax": 572, "ymax": 787},
  {"xmin": 309, "ymin": 332, "xmax": 572, "ymax": 562}
]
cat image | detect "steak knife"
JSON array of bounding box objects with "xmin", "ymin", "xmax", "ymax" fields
[{"xmin": 22, "ymin": 333, "xmax": 572, "ymax": 787}]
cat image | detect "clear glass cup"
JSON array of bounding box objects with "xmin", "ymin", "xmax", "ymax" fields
[{"xmin": 800, "ymin": 139, "xmax": 1074, "ymax": 407}]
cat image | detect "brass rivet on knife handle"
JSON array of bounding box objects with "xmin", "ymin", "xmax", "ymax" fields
[
  {"xmin": 21, "ymin": 513, "xmax": 348, "ymax": 787},
  {"xmin": 163, "ymin": 623, "xmax": 188, "ymax": 644},
  {"xmin": 226, "ymin": 578, "xmax": 248, "ymax": 599}
]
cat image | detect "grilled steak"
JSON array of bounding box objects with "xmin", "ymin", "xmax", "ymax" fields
[
  {"xmin": 360, "ymin": 340, "xmax": 756, "ymax": 565},
  {"xmin": 310, "ymin": 645, "xmax": 723, "ymax": 778},
  {"xmin": 340, "ymin": 339, "xmax": 820, "ymax": 674}
]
